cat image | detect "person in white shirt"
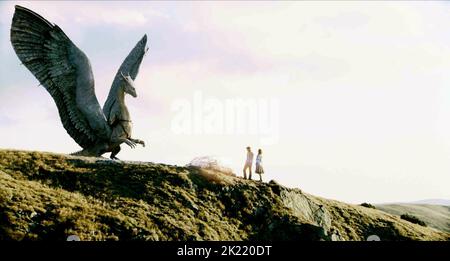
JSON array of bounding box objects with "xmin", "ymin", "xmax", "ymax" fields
[
  {"xmin": 255, "ymin": 149, "xmax": 264, "ymax": 182},
  {"xmin": 243, "ymin": 146, "xmax": 254, "ymax": 180}
]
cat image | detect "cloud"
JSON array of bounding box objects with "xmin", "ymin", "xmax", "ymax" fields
[
  {"xmin": 1, "ymin": 1, "xmax": 169, "ymax": 27},
  {"xmin": 0, "ymin": 1, "xmax": 170, "ymax": 53},
  {"xmin": 185, "ymin": 2, "xmax": 450, "ymax": 77}
]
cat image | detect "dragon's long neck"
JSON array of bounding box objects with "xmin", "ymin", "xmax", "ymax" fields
[
  {"xmin": 117, "ymin": 87, "xmax": 125, "ymax": 105},
  {"xmin": 115, "ymin": 86, "xmax": 130, "ymax": 119}
]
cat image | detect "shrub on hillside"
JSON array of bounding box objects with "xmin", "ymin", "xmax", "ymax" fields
[
  {"xmin": 360, "ymin": 203, "xmax": 376, "ymax": 209},
  {"xmin": 400, "ymin": 214, "xmax": 427, "ymax": 227}
]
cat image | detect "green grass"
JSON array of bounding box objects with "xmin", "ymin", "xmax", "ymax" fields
[
  {"xmin": 0, "ymin": 149, "xmax": 448, "ymax": 241},
  {"xmin": 375, "ymin": 203, "xmax": 450, "ymax": 233}
]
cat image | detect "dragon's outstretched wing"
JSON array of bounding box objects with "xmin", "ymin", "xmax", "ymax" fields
[
  {"xmin": 103, "ymin": 35, "xmax": 148, "ymax": 122},
  {"xmin": 10, "ymin": 5, "xmax": 111, "ymax": 148}
]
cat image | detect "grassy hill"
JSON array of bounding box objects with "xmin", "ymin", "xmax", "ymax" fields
[
  {"xmin": 0, "ymin": 149, "xmax": 448, "ymax": 241},
  {"xmin": 376, "ymin": 204, "xmax": 450, "ymax": 233}
]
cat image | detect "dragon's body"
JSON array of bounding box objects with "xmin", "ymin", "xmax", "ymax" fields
[{"xmin": 10, "ymin": 5, "xmax": 148, "ymax": 159}]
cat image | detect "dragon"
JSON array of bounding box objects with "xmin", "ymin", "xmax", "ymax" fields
[{"xmin": 10, "ymin": 5, "xmax": 149, "ymax": 159}]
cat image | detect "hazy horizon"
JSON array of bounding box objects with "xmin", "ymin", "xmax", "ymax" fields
[{"xmin": 1, "ymin": 1, "xmax": 450, "ymax": 204}]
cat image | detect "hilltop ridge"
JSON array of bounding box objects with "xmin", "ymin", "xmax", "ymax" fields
[{"xmin": 0, "ymin": 149, "xmax": 448, "ymax": 241}]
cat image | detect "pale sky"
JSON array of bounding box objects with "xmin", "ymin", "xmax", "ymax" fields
[{"xmin": 1, "ymin": 1, "xmax": 450, "ymax": 204}]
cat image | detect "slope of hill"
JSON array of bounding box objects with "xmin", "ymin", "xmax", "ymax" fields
[
  {"xmin": 0, "ymin": 149, "xmax": 448, "ymax": 241},
  {"xmin": 410, "ymin": 199, "xmax": 450, "ymax": 206},
  {"xmin": 376, "ymin": 204, "xmax": 450, "ymax": 233}
]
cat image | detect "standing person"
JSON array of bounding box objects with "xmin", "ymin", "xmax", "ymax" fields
[
  {"xmin": 243, "ymin": 146, "xmax": 254, "ymax": 180},
  {"xmin": 255, "ymin": 149, "xmax": 264, "ymax": 182}
]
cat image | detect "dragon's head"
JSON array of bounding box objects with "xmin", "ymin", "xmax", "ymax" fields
[{"xmin": 120, "ymin": 71, "xmax": 137, "ymax": 98}]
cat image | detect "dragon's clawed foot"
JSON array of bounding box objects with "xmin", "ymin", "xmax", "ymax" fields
[
  {"xmin": 125, "ymin": 139, "xmax": 137, "ymax": 148},
  {"xmin": 136, "ymin": 139, "xmax": 145, "ymax": 147},
  {"xmin": 129, "ymin": 138, "xmax": 145, "ymax": 147}
]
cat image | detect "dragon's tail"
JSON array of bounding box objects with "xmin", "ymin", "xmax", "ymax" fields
[
  {"xmin": 70, "ymin": 148, "xmax": 101, "ymax": 157},
  {"xmin": 71, "ymin": 143, "xmax": 110, "ymax": 157},
  {"xmin": 71, "ymin": 149, "xmax": 88, "ymax": 156}
]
